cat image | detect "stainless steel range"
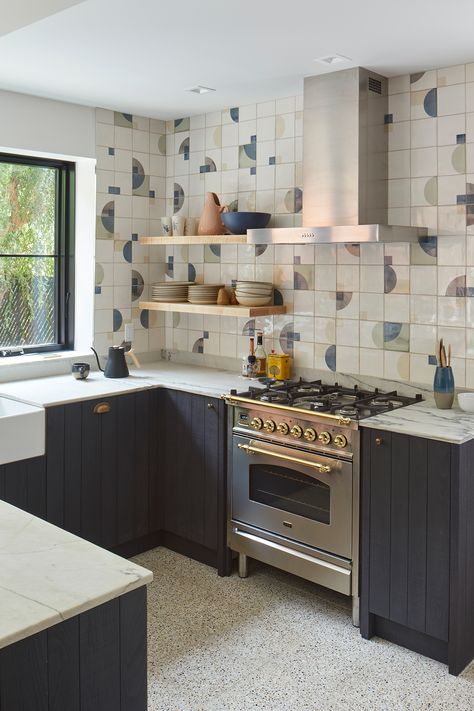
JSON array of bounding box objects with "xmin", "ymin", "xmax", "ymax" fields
[{"xmin": 223, "ymin": 379, "xmax": 422, "ymax": 625}]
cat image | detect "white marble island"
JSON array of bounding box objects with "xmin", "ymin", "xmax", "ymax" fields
[{"xmin": 0, "ymin": 500, "xmax": 152, "ymax": 710}]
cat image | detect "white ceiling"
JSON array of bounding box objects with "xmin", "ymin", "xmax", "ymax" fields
[
  {"xmin": 0, "ymin": 0, "xmax": 86, "ymax": 38},
  {"xmin": 0, "ymin": 0, "xmax": 473, "ymax": 119}
]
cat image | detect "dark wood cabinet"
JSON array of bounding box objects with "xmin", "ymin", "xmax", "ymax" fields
[
  {"xmin": 160, "ymin": 389, "xmax": 228, "ymax": 574},
  {"xmin": 0, "ymin": 456, "xmax": 46, "ymax": 520},
  {"xmin": 42, "ymin": 386, "xmax": 228, "ymax": 571},
  {"xmin": 45, "ymin": 389, "xmax": 160, "ymax": 553},
  {"xmin": 0, "ymin": 587, "xmax": 147, "ymax": 711},
  {"xmin": 361, "ymin": 428, "xmax": 474, "ymax": 675}
]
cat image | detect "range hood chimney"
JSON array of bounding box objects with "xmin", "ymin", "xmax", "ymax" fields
[{"xmin": 248, "ymin": 67, "xmax": 427, "ymax": 244}]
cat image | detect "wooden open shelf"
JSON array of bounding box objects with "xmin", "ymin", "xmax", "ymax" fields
[
  {"xmin": 140, "ymin": 234, "xmax": 247, "ymax": 245},
  {"xmin": 139, "ymin": 301, "xmax": 286, "ymax": 317}
]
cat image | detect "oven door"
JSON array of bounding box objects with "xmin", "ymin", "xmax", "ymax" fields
[{"xmin": 232, "ymin": 435, "xmax": 352, "ymax": 559}]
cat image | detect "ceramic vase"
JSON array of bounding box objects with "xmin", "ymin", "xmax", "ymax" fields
[
  {"xmin": 198, "ymin": 192, "xmax": 228, "ymax": 235},
  {"xmin": 433, "ymin": 366, "xmax": 455, "ymax": 409}
]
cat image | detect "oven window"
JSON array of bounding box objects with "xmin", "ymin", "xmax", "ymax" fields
[{"xmin": 249, "ymin": 464, "xmax": 330, "ymax": 524}]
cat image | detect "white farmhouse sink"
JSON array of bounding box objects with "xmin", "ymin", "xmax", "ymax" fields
[{"xmin": 0, "ymin": 397, "xmax": 45, "ymax": 465}]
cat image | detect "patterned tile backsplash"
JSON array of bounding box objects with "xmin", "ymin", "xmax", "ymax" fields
[{"xmin": 95, "ymin": 62, "xmax": 474, "ymax": 388}]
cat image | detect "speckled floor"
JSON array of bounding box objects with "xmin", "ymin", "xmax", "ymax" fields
[{"xmin": 134, "ymin": 548, "xmax": 474, "ymax": 711}]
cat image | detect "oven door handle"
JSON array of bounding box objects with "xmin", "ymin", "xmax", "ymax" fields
[{"xmin": 237, "ymin": 443, "xmax": 332, "ymax": 474}]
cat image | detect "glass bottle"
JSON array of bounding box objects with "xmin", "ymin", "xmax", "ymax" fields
[{"xmin": 255, "ymin": 331, "xmax": 267, "ymax": 377}]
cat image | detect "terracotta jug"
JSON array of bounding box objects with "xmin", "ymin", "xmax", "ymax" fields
[{"xmin": 198, "ymin": 192, "xmax": 228, "ymax": 235}]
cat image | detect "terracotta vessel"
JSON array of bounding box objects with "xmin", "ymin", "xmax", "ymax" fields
[{"xmin": 198, "ymin": 192, "xmax": 228, "ymax": 236}]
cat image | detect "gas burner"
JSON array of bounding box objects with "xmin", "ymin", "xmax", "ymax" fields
[
  {"xmin": 292, "ymin": 397, "xmax": 329, "ymax": 411},
  {"xmin": 337, "ymin": 406, "xmax": 359, "ymax": 418},
  {"xmin": 260, "ymin": 391, "xmax": 289, "ymax": 404}
]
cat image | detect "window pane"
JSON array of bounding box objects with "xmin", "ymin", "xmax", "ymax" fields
[
  {"xmin": 0, "ymin": 161, "xmax": 56, "ymax": 255},
  {"xmin": 0, "ymin": 257, "xmax": 56, "ymax": 347}
]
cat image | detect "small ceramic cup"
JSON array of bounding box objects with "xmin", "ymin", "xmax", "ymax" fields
[
  {"xmin": 184, "ymin": 217, "xmax": 197, "ymax": 236},
  {"xmin": 172, "ymin": 216, "xmax": 186, "ymax": 236},
  {"xmin": 160, "ymin": 217, "xmax": 173, "ymax": 236},
  {"xmin": 433, "ymin": 366, "xmax": 454, "ymax": 409},
  {"xmin": 72, "ymin": 362, "xmax": 90, "ymax": 380}
]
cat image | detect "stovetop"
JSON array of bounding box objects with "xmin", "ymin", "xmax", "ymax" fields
[{"xmin": 234, "ymin": 378, "xmax": 422, "ymax": 421}]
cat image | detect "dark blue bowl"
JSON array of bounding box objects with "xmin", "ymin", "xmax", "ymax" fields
[{"xmin": 222, "ymin": 211, "xmax": 271, "ymax": 235}]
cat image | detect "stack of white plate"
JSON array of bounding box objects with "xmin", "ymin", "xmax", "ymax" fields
[
  {"xmin": 152, "ymin": 281, "xmax": 194, "ymax": 302},
  {"xmin": 188, "ymin": 284, "xmax": 224, "ymax": 304},
  {"xmin": 235, "ymin": 281, "xmax": 273, "ymax": 306}
]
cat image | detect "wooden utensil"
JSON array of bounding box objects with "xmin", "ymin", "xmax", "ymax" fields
[{"xmin": 448, "ymin": 344, "xmax": 452, "ymax": 367}]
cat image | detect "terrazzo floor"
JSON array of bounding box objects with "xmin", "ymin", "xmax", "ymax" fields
[{"xmin": 134, "ymin": 548, "xmax": 474, "ymax": 711}]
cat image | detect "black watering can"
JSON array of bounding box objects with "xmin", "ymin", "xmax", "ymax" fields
[{"xmin": 91, "ymin": 346, "xmax": 129, "ymax": 378}]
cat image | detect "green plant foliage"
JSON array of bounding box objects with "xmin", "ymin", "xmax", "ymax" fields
[{"xmin": 0, "ymin": 161, "xmax": 56, "ymax": 347}]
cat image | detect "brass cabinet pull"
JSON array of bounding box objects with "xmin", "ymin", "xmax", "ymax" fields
[
  {"xmin": 93, "ymin": 402, "xmax": 111, "ymax": 414},
  {"xmin": 207, "ymin": 402, "xmax": 215, "ymax": 410},
  {"xmin": 375, "ymin": 437, "xmax": 383, "ymax": 446},
  {"xmin": 237, "ymin": 442, "xmax": 331, "ymax": 474}
]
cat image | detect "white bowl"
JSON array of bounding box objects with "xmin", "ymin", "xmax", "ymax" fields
[
  {"xmin": 235, "ymin": 295, "xmax": 272, "ymax": 306},
  {"xmin": 457, "ymin": 393, "xmax": 474, "ymax": 412}
]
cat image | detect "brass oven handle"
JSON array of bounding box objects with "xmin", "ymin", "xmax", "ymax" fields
[
  {"xmin": 93, "ymin": 402, "xmax": 111, "ymax": 414},
  {"xmin": 237, "ymin": 443, "xmax": 331, "ymax": 473}
]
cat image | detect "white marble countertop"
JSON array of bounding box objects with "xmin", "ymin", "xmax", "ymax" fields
[
  {"xmin": 0, "ymin": 500, "xmax": 153, "ymax": 650},
  {"xmin": 0, "ymin": 361, "xmax": 261, "ymax": 407},
  {"xmin": 360, "ymin": 400, "xmax": 474, "ymax": 444},
  {"xmin": 1, "ymin": 361, "xmax": 473, "ymax": 443}
]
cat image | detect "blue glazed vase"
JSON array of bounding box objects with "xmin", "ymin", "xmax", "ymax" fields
[{"xmin": 433, "ymin": 366, "xmax": 454, "ymax": 409}]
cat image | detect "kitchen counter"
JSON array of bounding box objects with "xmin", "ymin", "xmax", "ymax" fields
[
  {"xmin": 0, "ymin": 500, "xmax": 152, "ymax": 650},
  {"xmin": 0, "ymin": 360, "xmax": 262, "ymax": 407},
  {"xmin": 360, "ymin": 399, "xmax": 474, "ymax": 444}
]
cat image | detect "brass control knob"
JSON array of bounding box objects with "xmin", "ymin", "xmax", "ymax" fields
[
  {"xmin": 263, "ymin": 419, "xmax": 276, "ymax": 433},
  {"xmin": 334, "ymin": 434, "xmax": 348, "ymax": 448},
  {"xmin": 303, "ymin": 428, "xmax": 317, "ymax": 442},
  {"xmin": 290, "ymin": 424, "xmax": 303, "ymax": 439},
  {"xmin": 251, "ymin": 417, "xmax": 263, "ymax": 430},
  {"xmin": 318, "ymin": 431, "xmax": 332, "ymax": 445},
  {"xmin": 277, "ymin": 422, "xmax": 289, "ymax": 435}
]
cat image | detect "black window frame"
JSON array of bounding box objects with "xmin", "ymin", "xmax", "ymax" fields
[{"xmin": 0, "ymin": 152, "xmax": 75, "ymax": 353}]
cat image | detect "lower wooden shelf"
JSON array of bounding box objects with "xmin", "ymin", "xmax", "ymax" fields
[
  {"xmin": 139, "ymin": 301, "xmax": 286, "ymax": 317},
  {"xmin": 140, "ymin": 235, "xmax": 247, "ymax": 245}
]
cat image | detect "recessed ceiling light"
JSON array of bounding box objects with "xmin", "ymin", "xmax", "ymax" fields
[
  {"xmin": 187, "ymin": 85, "xmax": 216, "ymax": 94},
  {"xmin": 314, "ymin": 54, "xmax": 351, "ymax": 66}
]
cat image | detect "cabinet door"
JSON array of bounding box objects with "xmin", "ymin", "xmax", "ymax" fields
[
  {"xmin": 162, "ymin": 390, "xmax": 224, "ymax": 553},
  {"xmin": 361, "ymin": 428, "xmax": 450, "ymax": 642},
  {"xmin": 46, "ymin": 391, "xmax": 155, "ymax": 550},
  {"xmin": 0, "ymin": 456, "xmax": 46, "ymax": 519}
]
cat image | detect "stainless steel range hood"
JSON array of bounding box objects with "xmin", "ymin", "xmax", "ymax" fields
[{"xmin": 248, "ymin": 67, "xmax": 426, "ymax": 244}]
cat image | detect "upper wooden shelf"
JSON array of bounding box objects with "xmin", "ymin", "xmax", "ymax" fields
[
  {"xmin": 139, "ymin": 301, "xmax": 286, "ymax": 317},
  {"xmin": 140, "ymin": 234, "xmax": 247, "ymax": 245}
]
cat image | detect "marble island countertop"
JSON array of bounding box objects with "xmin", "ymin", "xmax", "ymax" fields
[
  {"xmin": 360, "ymin": 400, "xmax": 474, "ymax": 444},
  {"xmin": 0, "ymin": 500, "xmax": 152, "ymax": 650}
]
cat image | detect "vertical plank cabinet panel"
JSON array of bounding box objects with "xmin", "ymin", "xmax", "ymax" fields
[
  {"xmin": 161, "ymin": 389, "xmax": 225, "ymax": 567},
  {"xmin": 0, "ymin": 457, "xmax": 46, "ymax": 520},
  {"xmin": 120, "ymin": 587, "xmax": 147, "ymax": 710},
  {"xmin": 116, "ymin": 393, "xmax": 135, "ymax": 545},
  {"xmin": 47, "ymin": 617, "xmax": 80, "ymax": 711},
  {"xmin": 63, "ymin": 403, "xmax": 82, "ymax": 536},
  {"xmin": 81, "ymin": 399, "xmax": 103, "ymax": 546},
  {"xmin": 389, "ymin": 433, "xmax": 410, "ymax": 626},
  {"xmin": 100, "ymin": 398, "xmax": 118, "ymax": 550},
  {"xmin": 407, "ymin": 436, "xmax": 428, "ymax": 633},
  {"xmin": 0, "ymin": 589, "xmax": 147, "ymax": 711},
  {"xmin": 148, "ymin": 388, "xmax": 162, "ymax": 534},
  {"xmin": 203, "ymin": 398, "xmax": 220, "ymax": 553},
  {"xmin": 425, "ymin": 441, "xmax": 450, "ymax": 642},
  {"xmin": 368, "ymin": 430, "xmax": 392, "ymax": 618},
  {"xmin": 134, "ymin": 390, "xmax": 151, "ymax": 540},
  {"xmin": 0, "ymin": 631, "xmax": 48, "ymax": 711},
  {"xmin": 79, "ymin": 599, "xmax": 121, "ymax": 711},
  {"xmin": 46, "ymin": 405, "xmax": 65, "ymax": 527}
]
